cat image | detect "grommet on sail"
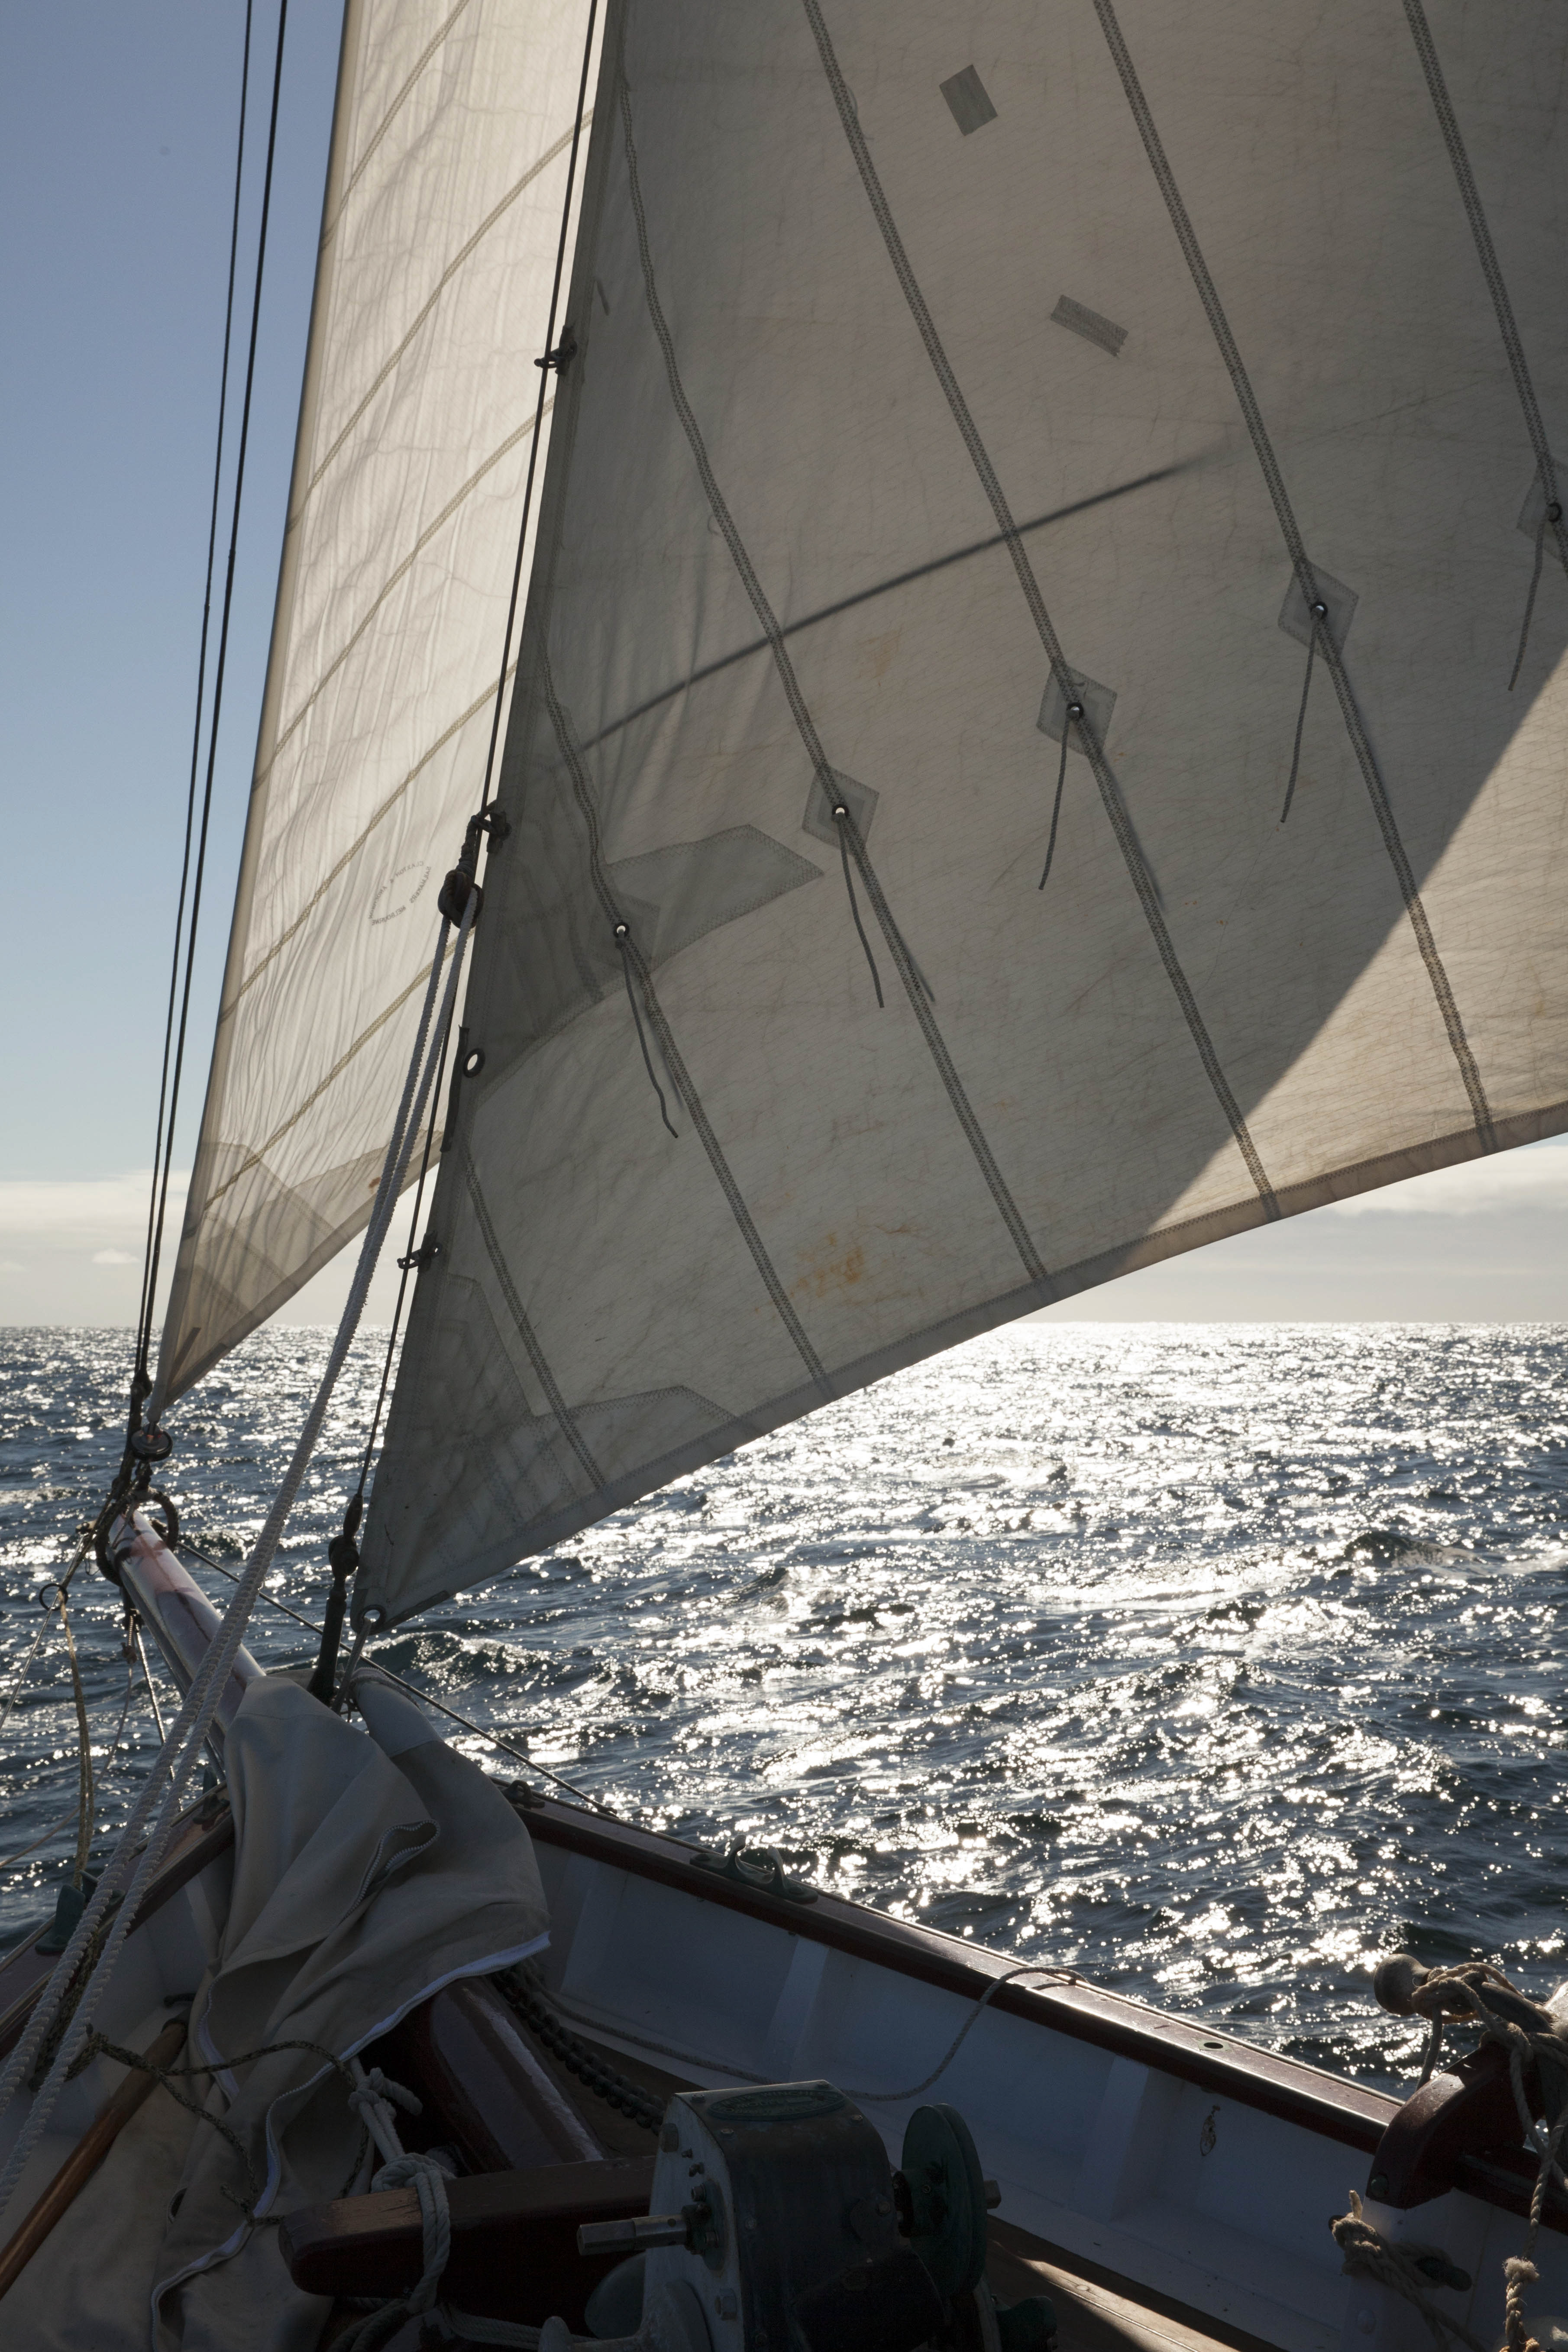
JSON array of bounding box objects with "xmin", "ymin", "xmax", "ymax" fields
[
  {"xmin": 13, "ymin": 7, "xmax": 1568, "ymax": 2349},
  {"xmin": 142, "ymin": 1, "xmax": 1568, "ymax": 1617},
  {"xmin": 348, "ymin": 0, "xmax": 1565, "ymax": 1625}
]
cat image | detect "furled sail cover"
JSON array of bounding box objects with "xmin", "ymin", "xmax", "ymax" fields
[
  {"xmin": 152, "ymin": 0, "xmax": 595, "ymax": 1410},
  {"xmin": 359, "ymin": 0, "xmax": 1568, "ymax": 1622}
]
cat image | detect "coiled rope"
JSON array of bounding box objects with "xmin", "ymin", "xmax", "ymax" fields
[
  {"xmin": 0, "ymin": 895, "xmax": 475, "ymax": 2232},
  {"xmin": 1333, "ymin": 1960, "xmax": 1568, "ymax": 2352},
  {"xmin": 1331, "ymin": 2192, "xmax": 1489, "ymax": 2352}
]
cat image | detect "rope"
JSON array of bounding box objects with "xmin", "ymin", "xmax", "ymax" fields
[
  {"xmin": 68, "ymin": 2031, "xmax": 376, "ymax": 2222},
  {"xmin": 177, "ymin": 1538, "xmax": 625, "ymax": 1819},
  {"xmin": 616, "ymin": 927, "xmax": 680, "ymax": 1135},
  {"xmin": 0, "ymin": 897, "xmax": 474, "ymax": 2229},
  {"xmin": 1509, "ymin": 494, "xmax": 1558, "ymax": 692},
  {"xmin": 534, "ymin": 1959, "xmax": 1076, "ymax": 2103},
  {"xmin": 55, "ymin": 1587, "xmax": 95, "ymax": 1893},
  {"xmin": 1331, "ymin": 2192, "xmax": 1490, "ymax": 2352},
  {"xmin": 1280, "ymin": 607, "xmax": 1323, "ymax": 824},
  {"xmin": 334, "ymin": 2060, "xmax": 457, "ymax": 2352},
  {"xmin": 1337, "ymin": 1959, "xmax": 1568, "ymax": 2352},
  {"xmin": 0, "ymin": 1623, "xmax": 145, "ymax": 1877},
  {"xmin": 834, "ymin": 808, "xmax": 885, "ymax": 1005},
  {"xmin": 1038, "ymin": 717, "xmax": 1072, "ymax": 889},
  {"xmin": 130, "ymin": 0, "xmax": 261, "ymax": 1418}
]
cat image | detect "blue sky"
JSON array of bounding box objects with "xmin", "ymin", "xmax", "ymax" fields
[{"xmin": 3, "ymin": 3, "xmax": 1564, "ymax": 1332}]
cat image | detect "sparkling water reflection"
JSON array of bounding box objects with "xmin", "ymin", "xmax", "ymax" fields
[{"xmin": 3, "ymin": 1321, "xmax": 1567, "ymax": 2092}]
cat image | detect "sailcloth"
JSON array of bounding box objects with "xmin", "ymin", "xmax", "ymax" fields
[
  {"xmin": 153, "ymin": 0, "xmax": 596, "ymax": 1411},
  {"xmin": 346, "ymin": 0, "xmax": 1568, "ymax": 1620}
]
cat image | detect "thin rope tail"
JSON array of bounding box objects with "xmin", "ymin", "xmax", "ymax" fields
[
  {"xmin": 0, "ymin": 898, "xmax": 474, "ymax": 2225},
  {"xmin": 1039, "ymin": 711, "xmax": 1074, "ymax": 888},
  {"xmin": 55, "ymin": 1589, "xmax": 95, "ymax": 1892},
  {"xmin": 833, "ymin": 801, "xmax": 885, "ymax": 1005},
  {"xmin": 1510, "ymin": 494, "xmax": 1559, "ymax": 691},
  {"xmin": 615, "ymin": 926, "xmax": 679, "ymax": 1135},
  {"xmin": 1280, "ymin": 603, "xmax": 1325, "ymax": 824}
]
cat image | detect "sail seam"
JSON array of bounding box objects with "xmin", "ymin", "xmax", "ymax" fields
[
  {"xmin": 1089, "ymin": 0, "xmax": 1496, "ymax": 1154},
  {"xmin": 1401, "ymin": 2, "xmax": 1568, "ymax": 573},
  {"xmin": 462, "ymin": 1150, "xmax": 606, "ymax": 1492},
  {"xmin": 203, "ymin": 944, "xmax": 458, "ymax": 1212},
  {"xmin": 293, "ymin": 115, "xmax": 588, "ymax": 532},
  {"xmin": 227, "ymin": 659, "xmax": 520, "ymax": 1015},
  {"xmin": 335, "ymin": 0, "xmax": 474, "ymax": 223},
  {"xmin": 841, "ymin": 811, "xmax": 1050, "ymax": 1285},
  {"xmin": 255, "ymin": 405, "xmax": 550, "ymax": 795},
  {"xmin": 617, "ymin": 43, "xmax": 1054, "ymax": 1282},
  {"xmin": 537, "ymin": 648, "xmax": 833, "ymax": 1397},
  {"xmin": 799, "ymin": 0, "xmax": 1281, "ymax": 1218}
]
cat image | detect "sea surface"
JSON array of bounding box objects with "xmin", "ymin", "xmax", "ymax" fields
[{"xmin": 2, "ymin": 1320, "xmax": 1567, "ymax": 2094}]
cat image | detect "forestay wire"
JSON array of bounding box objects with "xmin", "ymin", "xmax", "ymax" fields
[
  {"xmin": 127, "ymin": 0, "xmax": 286, "ymax": 1455},
  {"xmin": 0, "ymin": 896, "xmax": 477, "ymax": 2231},
  {"xmin": 313, "ymin": 0, "xmax": 605, "ymax": 1688}
]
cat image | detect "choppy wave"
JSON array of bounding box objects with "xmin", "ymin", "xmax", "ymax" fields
[{"xmin": 3, "ymin": 1319, "xmax": 1567, "ymax": 2091}]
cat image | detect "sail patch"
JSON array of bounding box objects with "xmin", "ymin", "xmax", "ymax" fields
[
  {"xmin": 1038, "ymin": 669, "xmax": 1117, "ymax": 751},
  {"xmin": 1051, "ymin": 297, "xmax": 1127, "ymax": 359},
  {"xmin": 1519, "ymin": 460, "xmax": 1567, "ymax": 568},
  {"xmin": 802, "ymin": 768, "xmax": 879, "ymax": 849},
  {"xmin": 940, "ymin": 66, "xmax": 997, "ymax": 136},
  {"xmin": 1278, "ymin": 565, "xmax": 1357, "ymax": 653},
  {"xmin": 491, "ymin": 823, "xmax": 820, "ymax": 1079}
]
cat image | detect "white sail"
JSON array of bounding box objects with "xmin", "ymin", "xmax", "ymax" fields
[
  {"xmin": 353, "ymin": 0, "xmax": 1568, "ymax": 1622},
  {"xmin": 152, "ymin": 0, "xmax": 596, "ymax": 1410}
]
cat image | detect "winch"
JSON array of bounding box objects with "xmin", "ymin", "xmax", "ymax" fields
[{"xmin": 571, "ymin": 2080, "xmax": 1056, "ymax": 2352}]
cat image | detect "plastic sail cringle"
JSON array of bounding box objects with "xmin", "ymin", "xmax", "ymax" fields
[
  {"xmin": 359, "ymin": 0, "xmax": 1568, "ymax": 1623},
  {"xmin": 152, "ymin": 0, "xmax": 596, "ymax": 1412}
]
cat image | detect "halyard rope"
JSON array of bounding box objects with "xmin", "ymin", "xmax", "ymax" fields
[
  {"xmin": 1331, "ymin": 2192, "xmax": 1490, "ymax": 2352},
  {"xmin": 1333, "ymin": 1961, "xmax": 1568, "ymax": 2352},
  {"xmin": 0, "ymin": 896, "xmax": 475, "ymax": 2229}
]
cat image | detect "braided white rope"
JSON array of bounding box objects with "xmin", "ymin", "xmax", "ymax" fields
[
  {"xmin": 1332, "ymin": 2192, "xmax": 1489, "ymax": 2352},
  {"xmin": 0, "ymin": 900, "xmax": 475, "ymax": 2229}
]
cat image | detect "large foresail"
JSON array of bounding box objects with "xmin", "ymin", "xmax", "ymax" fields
[
  {"xmin": 152, "ymin": 0, "xmax": 595, "ymax": 1411},
  {"xmin": 358, "ymin": 0, "xmax": 1568, "ymax": 1623}
]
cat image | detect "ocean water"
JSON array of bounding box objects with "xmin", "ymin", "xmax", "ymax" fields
[{"xmin": 2, "ymin": 1319, "xmax": 1567, "ymax": 2094}]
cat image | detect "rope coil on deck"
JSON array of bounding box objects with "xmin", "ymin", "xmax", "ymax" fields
[
  {"xmin": 1331, "ymin": 2192, "xmax": 1490, "ymax": 2352},
  {"xmin": 1339, "ymin": 1955, "xmax": 1568, "ymax": 2352}
]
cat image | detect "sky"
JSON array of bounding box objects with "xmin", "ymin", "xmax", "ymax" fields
[{"xmin": 2, "ymin": 3, "xmax": 1565, "ymax": 1336}]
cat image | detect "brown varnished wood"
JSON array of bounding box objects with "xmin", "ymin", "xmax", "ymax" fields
[
  {"xmin": 280, "ymin": 2155, "xmax": 656, "ymax": 2326},
  {"xmin": 0, "ymin": 2017, "xmax": 188, "ymax": 2298},
  {"xmin": 0, "ymin": 1803, "xmax": 233, "ymax": 2066}
]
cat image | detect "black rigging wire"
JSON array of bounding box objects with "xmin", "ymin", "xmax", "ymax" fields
[
  {"xmin": 474, "ymin": 0, "xmax": 601, "ymax": 818},
  {"xmin": 133, "ymin": 0, "xmax": 292, "ymax": 1445},
  {"xmin": 311, "ymin": 0, "xmax": 605, "ymax": 1693},
  {"xmin": 130, "ymin": 0, "xmax": 258, "ymax": 1422}
]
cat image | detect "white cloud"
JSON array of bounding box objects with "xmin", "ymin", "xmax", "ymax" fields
[
  {"xmin": 1329, "ymin": 1138, "xmax": 1568, "ymax": 1218},
  {"xmin": 0, "ymin": 1170, "xmax": 187, "ymax": 1252},
  {"xmin": 0, "ymin": 1260, "xmax": 23, "ymax": 1275}
]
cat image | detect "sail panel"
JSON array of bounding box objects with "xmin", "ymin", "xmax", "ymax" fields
[
  {"xmin": 152, "ymin": 0, "xmax": 596, "ymax": 1410},
  {"xmin": 359, "ymin": 0, "xmax": 1568, "ymax": 1622}
]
